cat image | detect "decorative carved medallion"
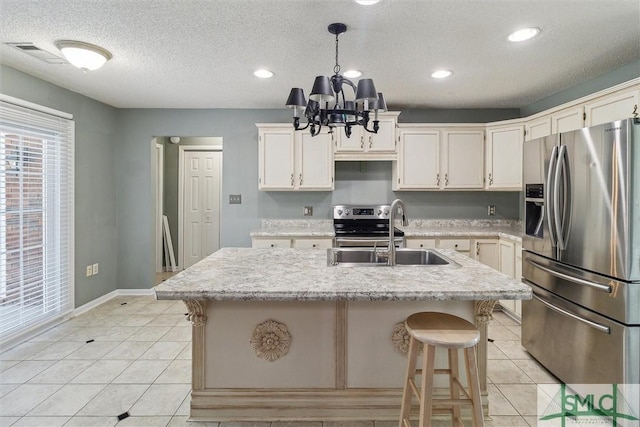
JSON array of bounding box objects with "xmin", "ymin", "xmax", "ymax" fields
[
  {"xmin": 250, "ymin": 319, "xmax": 292, "ymax": 362},
  {"xmin": 183, "ymin": 300, "xmax": 207, "ymax": 327},
  {"xmin": 391, "ymin": 321, "xmax": 423, "ymax": 356}
]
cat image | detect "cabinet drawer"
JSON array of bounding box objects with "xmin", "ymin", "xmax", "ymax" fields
[
  {"xmin": 293, "ymin": 238, "xmax": 333, "ymax": 249},
  {"xmin": 437, "ymin": 239, "xmax": 470, "ymax": 251},
  {"xmin": 252, "ymin": 238, "xmax": 292, "ymax": 248},
  {"xmin": 405, "ymin": 238, "xmax": 437, "ymax": 249}
]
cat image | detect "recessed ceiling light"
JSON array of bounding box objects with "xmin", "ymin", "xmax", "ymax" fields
[
  {"xmin": 355, "ymin": 0, "xmax": 380, "ymax": 5},
  {"xmin": 508, "ymin": 27, "xmax": 540, "ymax": 42},
  {"xmin": 431, "ymin": 70, "xmax": 452, "ymax": 79},
  {"xmin": 55, "ymin": 40, "xmax": 112, "ymax": 71},
  {"xmin": 343, "ymin": 70, "xmax": 362, "ymax": 78},
  {"xmin": 254, "ymin": 69, "xmax": 274, "ymax": 78}
]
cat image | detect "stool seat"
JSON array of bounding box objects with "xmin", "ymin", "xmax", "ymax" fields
[
  {"xmin": 406, "ymin": 312, "xmax": 480, "ymax": 349},
  {"xmin": 400, "ymin": 312, "xmax": 484, "ymax": 427}
]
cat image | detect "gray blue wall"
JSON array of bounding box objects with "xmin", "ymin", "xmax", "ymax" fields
[
  {"xmin": 1, "ymin": 59, "xmax": 638, "ymax": 305},
  {"xmin": 1, "ymin": 65, "xmax": 119, "ymax": 307}
]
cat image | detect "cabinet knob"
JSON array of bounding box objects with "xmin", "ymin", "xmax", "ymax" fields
[
  {"xmin": 488, "ymin": 172, "xmax": 493, "ymax": 185},
  {"xmin": 369, "ymin": 136, "xmax": 373, "ymax": 149},
  {"xmin": 445, "ymin": 173, "xmax": 449, "ymax": 186},
  {"xmin": 419, "ymin": 244, "xmax": 424, "ymax": 248},
  {"xmin": 436, "ymin": 173, "xmax": 440, "ymax": 186},
  {"xmin": 360, "ymin": 135, "xmax": 364, "ymax": 149},
  {"xmin": 290, "ymin": 173, "xmax": 294, "ymax": 186},
  {"xmin": 299, "ymin": 173, "xmax": 303, "ymax": 186},
  {"xmin": 454, "ymin": 244, "xmax": 458, "ymax": 248},
  {"xmin": 312, "ymin": 244, "xmax": 317, "ymax": 248},
  {"xmin": 270, "ymin": 244, "xmax": 275, "ymax": 248}
]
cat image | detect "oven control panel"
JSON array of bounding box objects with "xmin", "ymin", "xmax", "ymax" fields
[{"xmin": 333, "ymin": 205, "xmax": 391, "ymax": 219}]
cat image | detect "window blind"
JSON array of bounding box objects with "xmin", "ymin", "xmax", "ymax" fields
[{"xmin": 0, "ymin": 95, "xmax": 74, "ymax": 344}]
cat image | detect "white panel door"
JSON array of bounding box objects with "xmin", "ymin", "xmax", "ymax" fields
[
  {"xmin": 397, "ymin": 129, "xmax": 440, "ymax": 189},
  {"xmin": 585, "ymin": 89, "xmax": 639, "ymax": 126},
  {"xmin": 442, "ymin": 130, "xmax": 484, "ymax": 189},
  {"xmin": 336, "ymin": 126, "xmax": 365, "ymax": 152},
  {"xmin": 552, "ymin": 105, "xmax": 584, "ymax": 134},
  {"xmin": 486, "ymin": 125, "xmax": 524, "ymax": 189},
  {"xmin": 525, "ymin": 115, "xmax": 552, "ymax": 141},
  {"xmin": 183, "ymin": 150, "xmax": 222, "ymax": 269},
  {"xmin": 368, "ymin": 116, "xmax": 396, "ymax": 152}
]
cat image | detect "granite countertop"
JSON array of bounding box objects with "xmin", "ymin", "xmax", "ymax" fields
[
  {"xmin": 250, "ymin": 219, "xmax": 523, "ymax": 242},
  {"xmin": 154, "ymin": 247, "xmax": 531, "ymax": 302}
]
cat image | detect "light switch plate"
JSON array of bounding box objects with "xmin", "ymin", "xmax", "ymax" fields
[
  {"xmin": 303, "ymin": 206, "xmax": 313, "ymax": 216},
  {"xmin": 488, "ymin": 205, "xmax": 496, "ymax": 216},
  {"xmin": 229, "ymin": 194, "xmax": 242, "ymax": 204}
]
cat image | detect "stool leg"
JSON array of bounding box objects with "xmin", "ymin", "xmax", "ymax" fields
[
  {"xmin": 399, "ymin": 336, "xmax": 420, "ymax": 427},
  {"xmin": 419, "ymin": 344, "xmax": 436, "ymax": 427},
  {"xmin": 465, "ymin": 346, "xmax": 485, "ymax": 427},
  {"xmin": 448, "ymin": 348, "xmax": 462, "ymax": 426}
]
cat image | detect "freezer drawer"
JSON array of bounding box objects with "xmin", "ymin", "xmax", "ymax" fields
[
  {"xmin": 522, "ymin": 284, "xmax": 639, "ymax": 385},
  {"xmin": 523, "ymin": 250, "xmax": 639, "ymax": 325}
]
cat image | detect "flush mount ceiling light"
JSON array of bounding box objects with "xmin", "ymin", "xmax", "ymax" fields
[
  {"xmin": 355, "ymin": 0, "xmax": 380, "ymax": 5},
  {"xmin": 55, "ymin": 40, "xmax": 112, "ymax": 71},
  {"xmin": 285, "ymin": 23, "xmax": 387, "ymax": 138},
  {"xmin": 508, "ymin": 27, "xmax": 540, "ymax": 42},
  {"xmin": 254, "ymin": 69, "xmax": 274, "ymax": 78},
  {"xmin": 431, "ymin": 70, "xmax": 453, "ymax": 79}
]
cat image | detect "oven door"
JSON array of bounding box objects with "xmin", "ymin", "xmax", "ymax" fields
[{"xmin": 334, "ymin": 237, "xmax": 405, "ymax": 248}]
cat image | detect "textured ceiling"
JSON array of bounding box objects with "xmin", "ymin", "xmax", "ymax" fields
[{"xmin": 1, "ymin": 0, "xmax": 639, "ymax": 109}]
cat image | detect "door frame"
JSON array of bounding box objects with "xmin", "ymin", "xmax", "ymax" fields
[
  {"xmin": 178, "ymin": 144, "xmax": 223, "ymax": 270},
  {"xmin": 153, "ymin": 139, "xmax": 164, "ymax": 273}
]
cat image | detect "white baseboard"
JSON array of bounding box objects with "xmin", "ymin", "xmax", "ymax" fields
[{"xmin": 72, "ymin": 288, "xmax": 155, "ymax": 317}]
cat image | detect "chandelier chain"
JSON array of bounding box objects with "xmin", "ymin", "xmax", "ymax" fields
[{"xmin": 334, "ymin": 33, "xmax": 340, "ymax": 75}]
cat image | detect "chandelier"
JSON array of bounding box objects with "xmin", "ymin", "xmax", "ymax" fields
[{"xmin": 285, "ymin": 23, "xmax": 387, "ymax": 138}]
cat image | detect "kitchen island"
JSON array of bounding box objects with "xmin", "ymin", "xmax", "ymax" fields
[{"xmin": 154, "ymin": 247, "xmax": 531, "ymax": 421}]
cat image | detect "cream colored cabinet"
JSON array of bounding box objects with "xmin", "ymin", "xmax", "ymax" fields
[
  {"xmin": 335, "ymin": 112, "xmax": 399, "ymax": 160},
  {"xmin": 394, "ymin": 128, "xmax": 440, "ymax": 189},
  {"xmin": 252, "ymin": 238, "xmax": 293, "ymax": 248},
  {"xmin": 473, "ymin": 239, "xmax": 499, "ymax": 270},
  {"xmin": 437, "ymin": 238, "xmax": 471, "ymax": 257},
  {"xmin": 405, "ymin": 238, "xmax": 437, "ymax": 249},
  {"xmin": 258, "ymin": 124, "xmax": 334, "ymax": 191},
  {"xmin": 525, "ymin": 115, "xmax": 552, "ymax": 141},
  {"xmin": 498, "ymin": 239, "xmax": 517, "ymax": 316},
  {"xmin": 485, "ymin": 122, "xmax": 524, "ymax": 190},
  {"xmin": 393, "ymin": 126, "xmax": 484, "ymax": 190},
  {"xmin": 293, "ymin": 238, "xmax": 333, "ymax": 249},
  {"xmin": 585, "ymin": 88, "xmax": 639, "ymax": 127},
  {"xmin": 514, "ymin": 242, "xmax": 523, "ymax": 317},
  {"xmin": 552, "ymin": 105, "xmax": 585, "ymax": 134}
]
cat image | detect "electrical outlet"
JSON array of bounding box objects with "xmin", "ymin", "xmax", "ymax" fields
[
  {"xmin": 488, "ymin": 205, "xmax": 496, "ymax": 216},
  {"xmin": 303, "ymin": 206, "xmax": 313, "ymax": 216},
  {"xmin": 229, "ymin": 194, "xmax": 242, "ymax": 204},
  {"xmin": 92, "ymin": 263, "xmax": 99, "ymax": 275},
  {"xmin": 86, "ymin": 265, "xmax": 93, "ymax": 277}
]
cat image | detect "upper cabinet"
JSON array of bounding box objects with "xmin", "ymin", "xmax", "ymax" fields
[
  {"xmin": 525, "ymin": 115, "xmax": 552, "ymax": 141},
  {"xmin": 393, "ymin": 125, "xmax": 484, "ymax": 190},
  {"xmin": 485, "ymin": 122, "xmax": 524, "ymax": 190},
  {"xmin": 551, "ymin": 105, "xmax": 585, "ymax": 134},
  {"xmin": 334, "ymin": 112, "xmax": 400, "ymax": 160},
  {"xmin": 584, "ymin": 88, "xmax": 639, "ymax": 127},
  {"xmin": 257, "ymin": 124, "xmax": 334, "ymax": 191}
]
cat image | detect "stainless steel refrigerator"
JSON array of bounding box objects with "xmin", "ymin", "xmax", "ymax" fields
[{"xmin": 522, "ymin": 118, "xmax": 639, "ymax": 385}]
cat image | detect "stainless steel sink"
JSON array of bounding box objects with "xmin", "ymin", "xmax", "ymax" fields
[{"xmin": 327, "ymin": 248, "xmax": 459, "ymax": 267}]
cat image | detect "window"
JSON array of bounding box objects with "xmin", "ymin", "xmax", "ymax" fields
[{"xmin": 0, "ymin": 94, "xmax": 74, "ymax": 344}]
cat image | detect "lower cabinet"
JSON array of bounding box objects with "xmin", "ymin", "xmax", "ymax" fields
[
  {"xmin": 404, "ymin": 238, "xmax": 436, "ymax": 249},
  {"xmin": 252, "ymin": 238, "xmax": 292, "ymax": 248},
  {"xmin": 473, "ymin": 239, "xmax": 499, "ymax": 270},
  {"xmin": 293, "ymin": 238, "xmax": 333, "ymax": 249}
]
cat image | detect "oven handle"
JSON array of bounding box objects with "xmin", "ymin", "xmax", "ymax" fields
[
  {"xmin": 526, "ymin": 258, "xmax": 612, "ymax": 293},
  {"xmin": 532, "ymin": 294, "xmax": 610, "ymax": 334}
]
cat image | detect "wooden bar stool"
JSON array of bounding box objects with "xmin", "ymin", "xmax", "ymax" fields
[{"xmin": 399, "ymin": 312, "xmax": 484, "ymax": 427}]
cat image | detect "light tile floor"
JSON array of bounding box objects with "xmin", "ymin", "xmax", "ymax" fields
[{"xmin": 0, "ymin": 297, "xmax": 559, "ymax": 427}]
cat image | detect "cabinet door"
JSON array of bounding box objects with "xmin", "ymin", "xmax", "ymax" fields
[
  {"xmin": 335, "ymin": 126, "xmax": 365, "ymax": 152},
  {"xmin": 259, "ymin": 128, "xmax": 295, "ymax": 190},
  {"xmin": 367, "ymin": 116, "xmax": 397, "ymax": 152},
  {"xmin": 552, "ymin": 105, "xmax": 584, "ymax": 134},
  {"xmin": 396, "ymin": 129, "xmax": 440, "ymax": 189},
  {"xmin": 437, "ymin": 239, "xmax": 471, "ymax": 257},
  {"xmin": 499, "ymin": 239, "xmax": 515, "ymax": 278},
  {"xmin": 474, "ymin": 239, "xmax": 499, "ymax": 270},
  {"xmin": 442, "ymin": 130, "xmax": 484, "ymax": 189},
  {"xmin": 297, "ymin": 131, "xmax": 334, "ymax": 190},
  {"xmin": 525, "ymin": 115, "xmax": 552, "ymax": 141},
  {"xmin": 486, "ymin": 125, "xmax": 524, "ymax": 189},
  {"xmin": 515, "ymin": 242, "xmax": 522, "ymax": 281},
  {"xmin": 585, "ymin": 89, "xmax": 639, "ymax": 126}
]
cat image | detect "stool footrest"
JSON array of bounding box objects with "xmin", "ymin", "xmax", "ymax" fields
[
  {"xmin": 408, "ymin": 378, "xmax": 421, "ymax": 400},
  {"xmin": 432, "ymin": 398, "xmax": 474, "ymax": 407}
]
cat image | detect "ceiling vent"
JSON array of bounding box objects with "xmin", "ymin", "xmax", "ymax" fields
[{"xmin": 5, "ymin": 42, "xmax": 67, "ymax": 64}]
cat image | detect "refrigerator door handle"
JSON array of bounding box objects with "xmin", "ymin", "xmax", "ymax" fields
[
  {"xmin": 532, "ymin": 294, "xmax": 611, "ymax": 334},
  {"xmin": 526, "ymin": 258, "xmax": 612, "ymax": 293},
  {"xmin": 554, "ymin": 145, "xmax": 572, "ymax": 250},
  {"xmin": 546, "ymin": 146, "xmax": 559, "ymax": 248}
]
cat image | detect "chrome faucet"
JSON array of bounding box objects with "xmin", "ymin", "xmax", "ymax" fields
[{"xmin": 388, "ymin": 198, "xmax": 408, "ymax": 266}]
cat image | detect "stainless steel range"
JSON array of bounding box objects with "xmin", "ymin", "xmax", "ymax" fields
[{"xmin": 333, "ymin": 204, "xmax": 405, "ymax": 248}]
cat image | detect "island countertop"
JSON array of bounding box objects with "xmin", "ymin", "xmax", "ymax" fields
[{"xmin": 154, "ymin": 247, "xmax": 531, "ymax": 302}]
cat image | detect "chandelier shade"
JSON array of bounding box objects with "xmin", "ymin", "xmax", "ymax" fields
[{"xmin": 284, "ymin": 23, "xmax": 386, "ymax": 137}]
